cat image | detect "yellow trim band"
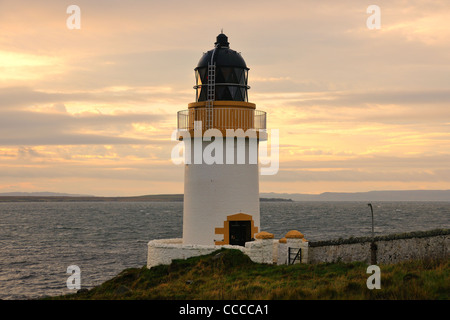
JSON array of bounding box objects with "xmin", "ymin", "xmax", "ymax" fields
[{"xmin": 188, "ymin": 101, "xmax": 256, "ymax": 109}]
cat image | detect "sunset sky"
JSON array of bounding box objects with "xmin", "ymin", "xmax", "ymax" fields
[{"xmin": 0, "ymin": 0, "xmax": 449, "ymax": 196}]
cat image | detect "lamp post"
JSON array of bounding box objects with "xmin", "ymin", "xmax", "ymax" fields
[
  {"xmin": 367, "ymin": 203, "xmax": 374, "ymax": 240},
  {"xmin": 367, "ymin": 203, "xmax": 377, "ymax": 265}
]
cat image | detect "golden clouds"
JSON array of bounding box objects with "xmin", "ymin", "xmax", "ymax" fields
[
  {"xmin": 0, "ymin": 0, "xmax": 449, "ymax": 195},
  {"xmin": 0, "ymin": 51, "xmax": 65, "ymax": 82}
]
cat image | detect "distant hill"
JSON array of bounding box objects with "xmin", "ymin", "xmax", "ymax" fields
[
  {"xmin": 1, "ymin": 190, "xmax": 448, "ymax": 202},
  {"xmin": 260, "ymin": 190, "xmax": 450, "ymax": 202},
  {"xmin": 0, "ymin": 193, "xmax": 181, "ymax": 202},
  {"xmin": 0, "ymin": 192, "xmax": 93, "ymax": 197},
  {"xmin": 0, "ymin": 193, "xmax": 292, "ymax": 202}
]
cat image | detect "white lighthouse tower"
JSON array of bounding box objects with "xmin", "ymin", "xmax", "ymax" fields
[{"xmin": 177, "ymin": 33, "xmax": 267, "ymax": 246}]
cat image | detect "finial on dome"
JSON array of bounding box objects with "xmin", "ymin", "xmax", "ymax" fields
[{"xmin": 215, "ymin": 32, "xmax": 229, "ymax": 48}]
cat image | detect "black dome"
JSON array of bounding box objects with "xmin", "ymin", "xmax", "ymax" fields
[
  {"xmin": 196, "ymin": 33, "xmax": 248, "ymax": 70},
  {"xmin": 194, "ymin": 33, "xmax": 250, "ymax": 102}
]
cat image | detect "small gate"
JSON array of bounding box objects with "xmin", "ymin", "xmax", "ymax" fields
[{"xmin": 288, "ymin": 247, "xmax": 302, "ymax": 265}]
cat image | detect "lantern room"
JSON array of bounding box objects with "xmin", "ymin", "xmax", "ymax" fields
[{"xmin": 194, "ymin": 33, "xmax": 250, "ymax": 102}]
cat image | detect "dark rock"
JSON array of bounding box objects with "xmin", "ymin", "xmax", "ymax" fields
[
  {"xmin": 403, "ymin": 273, "xmax": 419, "ymax": 282},
  {"xmin": 77, "ymin": 288, "xmax": 89, "ymax": 294},
  {"xmin": 213, "ymin": 252, "xmax": 224, "ymax": 260},
  {"xmin": 115, "ymin": 285, "xmax": 131, "ymax": 295}
]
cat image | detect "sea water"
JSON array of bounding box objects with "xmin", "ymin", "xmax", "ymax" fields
[{"xmin": 0, "ymin": 201, "xmax": 448, "ymax": 299}]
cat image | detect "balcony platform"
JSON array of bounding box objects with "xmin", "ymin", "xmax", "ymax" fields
[{"xmin": 177, "ymin": 101, "xmax": 267, "ymax": 140}]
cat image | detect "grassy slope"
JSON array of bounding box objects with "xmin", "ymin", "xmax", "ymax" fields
[{"xmin": 49, "ymin": 249, "xmax": 449, "ymax": 300}]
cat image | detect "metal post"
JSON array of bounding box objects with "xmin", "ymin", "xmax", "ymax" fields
[{"xmin": 367, "ymin": 203, "xmax": 374, "ymax": 240}]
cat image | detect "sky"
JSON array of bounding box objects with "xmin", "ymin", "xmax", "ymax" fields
[{"xmin": 0, "ymin": 0, "xmax": 449, "ymax": 196}]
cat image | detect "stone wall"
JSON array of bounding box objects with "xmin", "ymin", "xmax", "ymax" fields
[
  {"xmin": 277, "ymin": 239, "xmax": 309, "ymax": 265},
  {"xmin": 147, "ymin": 238, "xmax": 277, "ymax": 268},
  {"xmin": 377, "ymin": 235, "xmax": 448, "ymax": 264},
  {"xmin": 147, "ymin": 238, "xmax": 237, "ymax": 268},
  {"xmin": 147, "ymin": 232, "xmax": 308, "ymax": 267},
  {"xmin": 307, "ymin": 229, "xmax": 449, "ymax": 264},
  {"xmin": 147, "ymin": 229, "xmax": 449, "ymax": 268}
]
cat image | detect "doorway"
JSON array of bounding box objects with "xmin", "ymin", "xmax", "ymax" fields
[
  {"xmin": 214, "ymin": 213, "xmax": 258, "ymax": 245},
  {"xmin": 229, "ymin": 220, "xmax": 251, "ymax": 246}
]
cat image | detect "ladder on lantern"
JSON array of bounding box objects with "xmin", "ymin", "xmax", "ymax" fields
[{"xmin": 206, "ymin": 63, "xmax": 216, "ymax": 129}]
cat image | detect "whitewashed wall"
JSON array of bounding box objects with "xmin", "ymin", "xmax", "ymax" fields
[
  {"xmin": 183, "ymin": 138, "xmax": 260, "ymax": 245},
  {"xmin": 147, "ymin": 237, "xmax": 284, "ymax": 268}
]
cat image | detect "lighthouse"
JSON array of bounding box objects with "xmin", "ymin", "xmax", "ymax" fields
[
  {"xmin": 148, "ymin": 34, "xmax": 303, "ymax": 268},
  {"xmin": 177, "ymin": 33, "xmax": 267, "ymax": 246}
]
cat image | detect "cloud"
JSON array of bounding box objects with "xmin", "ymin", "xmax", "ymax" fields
[
  {"xmin": 0, "ymin": 86, "xmax": 184, "ymax": 110},
  {"xmin": 280, "ymin": 154, "xmax": 450, "ymax": 170},
  {"xmin": 17, "ymin": 147, "xmax": 43, "ymax": 159},
  {"xmin": 0, "ymin": 109, "xmax": 171, "ymax": 145},
  {"xmin": 255, "ymin": 89, "xmax": 450, "ymax": 108},
  {"xmin": 264, "ymin": 168, "xmax": 450, "ymax": 183},
  {"xmin": 0, "ymin": 0, "xmax": 449, "ymax": 195}
]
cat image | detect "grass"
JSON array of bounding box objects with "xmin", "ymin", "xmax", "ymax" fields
[{"xmin": 47, "ymin": 249, "xmax": 449, "ymax": 300}]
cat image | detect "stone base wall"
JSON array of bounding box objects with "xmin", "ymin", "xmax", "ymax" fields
[
  {"xmin": 377, "ymin": 235, "xmax": 449, "ymax": 264},
  {"xmin": 276, "ymin": 239, "xmax": 309, "ymax": 265},
  {"xmin": 147, "ymin": 238, "xmax": 307, "ymax": 267},
  {"xmin": 308, "ymin": 242, "xmax": 371, "ymax": 264},
  {"xmin": 147, "ymin": 230, "xmax": 449, "ymax": 268},
  {"xmin": 147, "ymin": 239, "xmax": 240, "ymax": 268},
  {"xmin": 308, "ymin": 234, "xmax": 449, "ymax": 264}
]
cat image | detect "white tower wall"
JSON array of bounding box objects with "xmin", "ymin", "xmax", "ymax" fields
[{"xmin": 183, "ymin": 138, "xmax": 260, "ymax": 245}]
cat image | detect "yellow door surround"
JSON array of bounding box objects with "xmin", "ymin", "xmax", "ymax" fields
[{"xmin": 214, "ymin": 212, "xmax": 258, "ymax": 245}]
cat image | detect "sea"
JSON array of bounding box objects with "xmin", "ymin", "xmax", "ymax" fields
[{"xmin": 0, "ymin": 201, "xmax": 449, "ymax": 300}]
